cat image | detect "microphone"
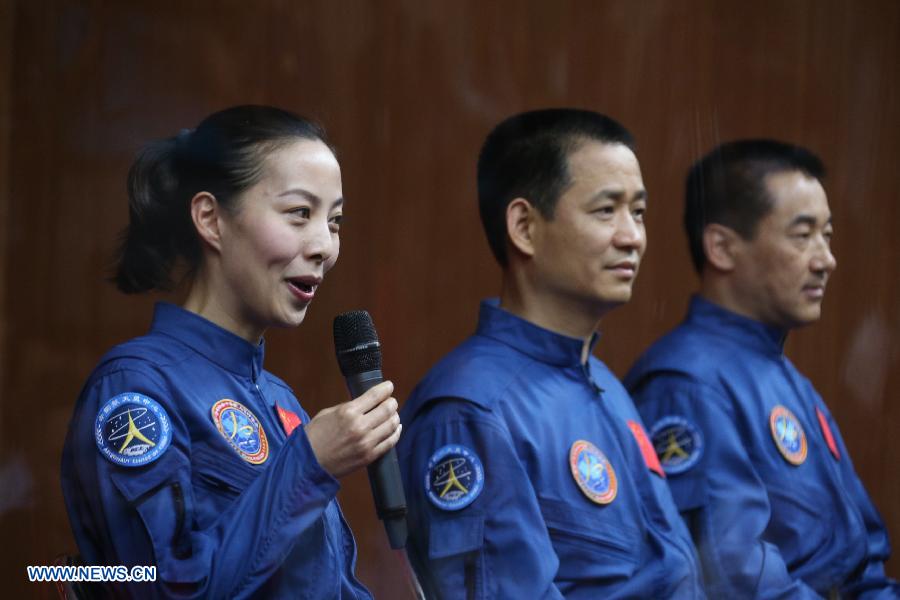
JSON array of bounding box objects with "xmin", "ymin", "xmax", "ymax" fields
[{"xmin": 333, "ymin": 310, "xmax": 408, "ymax": 549}]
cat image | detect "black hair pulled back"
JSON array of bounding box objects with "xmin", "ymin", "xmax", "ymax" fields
[{"xmin": 114, "ymin": 105, "xmax": 330, "ymax": 293}]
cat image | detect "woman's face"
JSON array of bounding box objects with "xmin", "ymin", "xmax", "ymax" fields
[{"xmin": 215, "ymin": 138, "xmax": 343, "ymax": 337}]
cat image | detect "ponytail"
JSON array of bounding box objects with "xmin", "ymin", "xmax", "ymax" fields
[{"xmin": 113, "ymin": 134, "xmax": 198, "ymax": 293}]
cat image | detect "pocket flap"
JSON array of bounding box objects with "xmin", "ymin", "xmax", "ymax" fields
[
  {"xmin": 668, "ymin": 474, "xmax": 707, "ymax": 512},
  {"xmin": 191, "ymin": 444, "xmax": 261, "ymax": 494},
  {"xmin": 428, "ymin": 513, "xmax": 484, "ymax": 560},
  {"xmin": 538, "ymin": 495, "xmax": 637, "ymax": 553},
  {"xmin": 109, "ymin": 449, "xmax": 188, "ymax": 503}
]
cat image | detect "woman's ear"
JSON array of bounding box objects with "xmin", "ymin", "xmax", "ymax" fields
[
  {"xmin": 506, "ymin": 197, "xmax": 538, "ymax": 259},
  {"xmin": 190, "ymin": 192, "xmax": 223, "ymax": 252},
  {"xmin": 702, "ymin": 223, "xmax": 741, "ymax": 272}
]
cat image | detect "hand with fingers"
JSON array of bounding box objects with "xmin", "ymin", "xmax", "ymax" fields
[{"xmin": 305, "ymin": 380, "xmax": 402, "ymax": 478}]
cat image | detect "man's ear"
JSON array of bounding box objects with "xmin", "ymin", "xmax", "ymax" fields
[
  {"xmin": 506, "ymin": 198, "xmax": 538, "ymax": 258},
  {"xmin": 190, "ymin": 192, "xmax": 223, "ymax": 252},
  {"xmin": 702, "ymin": 223, "xmax": 741, "ymax": 272}
]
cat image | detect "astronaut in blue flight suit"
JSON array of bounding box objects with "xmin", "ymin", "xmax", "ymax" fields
[
  {"xmin": 625, "ymin": 140, "xmax": 900, "ymax": 598},
  {"xmin": 398, "ymin": 109, "xmax": 704, "ymax": 599},
  {"xmin": 61, "ymin": 106, "xmax": 401, "ymax": 599}
]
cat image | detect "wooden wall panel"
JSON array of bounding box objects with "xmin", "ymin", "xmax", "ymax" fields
[
  {"xmin": 0, "ymin": 0, "xmax": 11, "ymax": 424},
  {"xmin": 1, "ymin": 1, "xmax": 897, "ymax": 596}
]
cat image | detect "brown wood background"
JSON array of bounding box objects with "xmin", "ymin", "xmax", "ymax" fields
[{"xmin": 1, "ymin": 0, "xmax": 898, "ymax": 596}]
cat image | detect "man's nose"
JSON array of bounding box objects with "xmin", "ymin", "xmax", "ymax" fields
[
  {"xmin": 811, "ymin": 235, "xmax": 836, "ymax": 274},
  {"xmin": 613, "ymin": 210, "xmax": 644, "ymax": 251}
]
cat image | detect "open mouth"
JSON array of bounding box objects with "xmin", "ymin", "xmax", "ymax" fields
[{"xmin": 286, "ymin": 277, "xmax": 320, "ymax": 300}]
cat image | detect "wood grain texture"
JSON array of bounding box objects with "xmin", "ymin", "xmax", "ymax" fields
[{"xmin": 2, "ymin": 1, "xmax": 897, "ymax": 597}]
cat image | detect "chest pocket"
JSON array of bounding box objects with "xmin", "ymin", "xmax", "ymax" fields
[
  {"xmin": 764, "ymin": 479, "xmax": 853, "ymax": 571},
  {"xmin": 190, "ymin": 445, "xmax": 262, "ymax": 527},
  {"xmin": 538, "ymin": 495, "xmax": 639, "ymax": 582}
]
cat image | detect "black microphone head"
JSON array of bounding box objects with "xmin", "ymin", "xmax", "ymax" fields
[{"xmin": 333, "ymin": 310, "xmax": 382, "ymax": 375}]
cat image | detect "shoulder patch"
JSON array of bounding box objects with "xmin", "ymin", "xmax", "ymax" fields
[
  {"xmin": 94, "ymin": 393, "xmax": 172, "ymax": 467},
  {"xmin": 569, "ymin": 440, "xmax": 617, "ymax": 504},
  {"xmin": 649, "ymin": 416, "xmax": 704, "ymax": 475},
  {"xmin": 425, "ymin": 445, "xmax": 484, "ymax": 511},
  {"xmin": 211, "ymin": 399, "xmax": 269, "ymax": 465},
  {"xmin": 769, "ymin": 405, "xmax": 807, "ymax": 465}
]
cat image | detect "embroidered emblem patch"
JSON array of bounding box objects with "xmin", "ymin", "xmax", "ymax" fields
[
  {"xmin": 569, "ymin": 440, "xmax": 617, "ymax": 505},
  {"xmin": 94, "ymin": 393, "xmax": 172, "ymax": 467},
  {"xmin": 769, "ymin": 405, "xmax": 807, "ymax": 465},
  {"xmin": 649, "ymin": 416, "xmax": 704, "ymax": 475},
  {"xmin": 627, "ymin": 420, "xmax": 665, "ymax": 477},
  {"xmin": 815, "ymin": 407, "xmax": 840, "ymax": 461},
  {"xmin": 211, "ymin": 399, "xmax": 269, "ymax": 464},
  {"xmin": 425, "ymin": 445, "xmax": 484, "ymax": 511}
]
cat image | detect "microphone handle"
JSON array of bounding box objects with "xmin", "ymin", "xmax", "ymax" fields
[{"xmin": 345, "ymin": 369, "xmax": 408, "ymax": 549}]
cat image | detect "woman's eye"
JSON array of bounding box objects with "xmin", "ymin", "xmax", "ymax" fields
[
  {"xmin": 290, "ymin": 207, "xmax": 311, "ymax": 219},
  {"xmin": 329, "ymin": 214, "xmax": 343, "ymax": 232},
  {"xmin": 633, "ymin": 207, "xmax": 646, "ymax": 220}
]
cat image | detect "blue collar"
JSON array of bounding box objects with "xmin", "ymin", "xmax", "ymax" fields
[
  {"xmin": 687, "ymin": 295, "xmax": 787, "ymax": 355},
  {"xmin": 150, "ymin": 302, "xmax": 266, "ymax": 380},
  {"xmin": 475, "ymin": 298, "xmax": 599, "ymax": 367}
]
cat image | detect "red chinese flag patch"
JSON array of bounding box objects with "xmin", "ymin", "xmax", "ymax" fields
[
  {"xmin": 277, "ymin": 405, "xmax": 302, "ymax": 437},
  {"xmin": 627, "ymin": 419, "xmax": 665, "ymax": 478},
  {"xmin": 816, "ymin": 407, "xmax": 840, "ymax": 460}
]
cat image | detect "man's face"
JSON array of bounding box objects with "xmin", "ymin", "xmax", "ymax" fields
[
  {"xmin": 731, "ymin": 170, "xmax": 836, "ymax": 329},
  {"xmin": 529, "ymin": 141, "xmax": 647, "ymax": 318}
]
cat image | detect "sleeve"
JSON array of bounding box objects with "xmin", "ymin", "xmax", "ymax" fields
[
  {"xmin": 398, "ymin": 399, "xmax": 565, "ymax": 600},
  {"xmin": 632, "ymin": 374, "xmax": 824, "ymax": 600},
  {"xmin": 68, "ymin": 366, "xmax": 340, "ymax": 599},
  {"xmin": 813, "ymin": 401, "xmax": 900, "ymax": 599}
]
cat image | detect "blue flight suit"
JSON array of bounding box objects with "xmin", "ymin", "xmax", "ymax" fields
[
  {"xmin": 398, "ymin": 299, "xmax": 704, "ymax": 599},
  {"xmin": 625, "ymin": 295, "xmax": 900, "ymax": 599},
  {"xmin": 61, "ymin": 303, "xmax": 371, "ymax": 599}
]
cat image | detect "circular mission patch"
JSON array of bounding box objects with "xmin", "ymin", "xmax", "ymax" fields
[
  {"xmin": 94, "ymin": 392, "xmax": 172, "ymax": 467},
  {"xmin": 211, "ymin": 399, "xmax": 269, "ymax": 465},
  {"xmin": 425, "ymin": 444, "xmax": 485, "ymax": 511},
  {"xmin": 649, "ymin": 415, "xmax": 704, "ymax": 475},
  {"xmin": 569, "ymin": 439, "xmax": 617, "ymax": 505},
  {"xmin": 769, "ymin": 405, "xmax": 807, "ymax": 466}
]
